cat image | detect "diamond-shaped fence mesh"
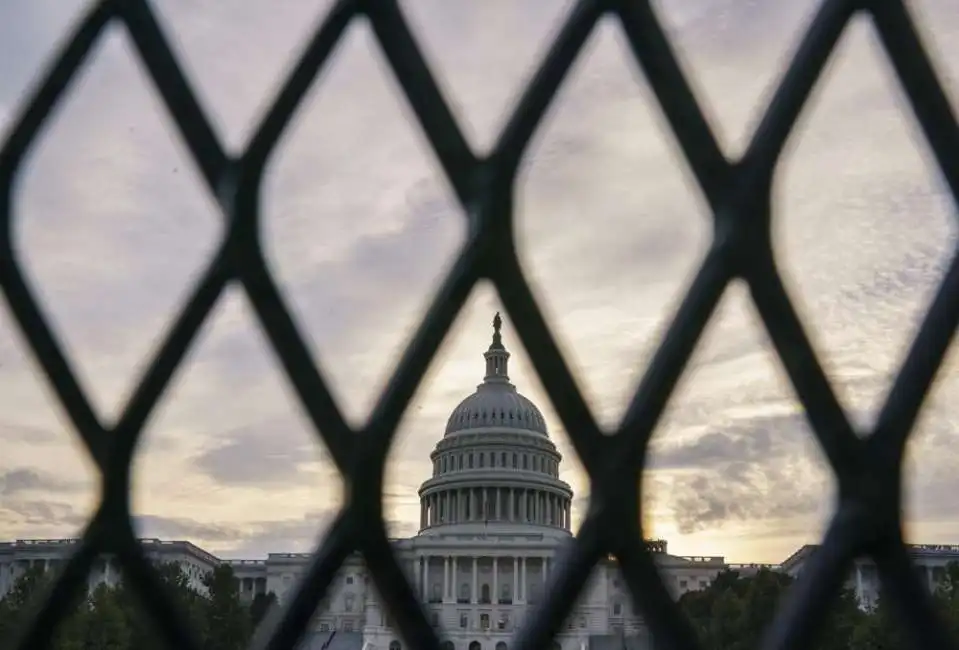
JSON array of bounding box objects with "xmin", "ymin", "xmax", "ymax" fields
[{"xmin": 1, "ymin": 0, "xmax": 958, "ymax": 649}]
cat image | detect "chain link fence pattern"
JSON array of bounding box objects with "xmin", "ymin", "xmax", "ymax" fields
[{"xmin": 2, "ymin": 0, "xmax": 958, "ymax": 648}]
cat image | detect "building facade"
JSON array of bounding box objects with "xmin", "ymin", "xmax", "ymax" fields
[
  {"xmin": 0, "ymin": 537, "xmax": 218, "ymax": 597},
  {"xmin": 780, "ymin": 543, "xmax": 959, "ymax": 610},
  {"xmin": 0, "ymin": 316, "xmax": 740, "ymax": 650}
]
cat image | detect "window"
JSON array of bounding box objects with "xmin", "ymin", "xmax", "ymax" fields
[
  {"xmin": 480, "ymin": 614, "xmax": 490, "ymax": 630},
  {"xmin": 459, "ymin": 612, "xmax": 469, "ymax": 628},
  {"xmin": 390, "ymin": 641, "xmax": 402, "ymax": 650},
  {"xmin": 469, "ymin": 642, "xmax": 481, "ymax": 650},
  {"xmin": 523, "ymin": 455, "xmax": 528, "ymax": 469},
  {"xmin": 479, "ymin": 453, "xmax": 485, "ymax": 468},
  {"xmin": 679, "ymin": 580, "xmax": 688, "ymax": 589},
  {"xmin": 497, "ymin": 614, "xmax": 509, "ymax": 631},
  {"xmin": 320, "ymin": 623, "xmax": 331, "ymax": 632},
  {"xmin": 613, "ymin": 602, "xmax": 622, "ymax": 616},
  {"xmin": 481, "ymin": 583, "xmax": 491, "ymax": 603},
  {"xmin": 441, "ymin": 643, "xmax": 455, "ymax": 650},
  {"xmin": 501, "ymin": 452, "xmax": 506, "ymax": 466},
  {"xmin": 459, "ymin": 583, "xmax": 470, "ymax": 603},
  {"xmin": 344, "ymin": 620, "xmax": 354, "ymax": 632},
  {"xmin": 496, "ymin": 642, "xmax": 508, "ymax": 650},
  {"xmin": 699, "ymin": 580, "xmax": 708, "ymax": 589},
  {"xmin": 512, "ymin": 453, "xmax": 517, "ymax": 468},
  {"xmin": 344, "ymin": 594, "xmax": 355, "ymax": 612},
  {"xmin": 346, "ymin": 575, "xmax": 353, "ymax": 584},
  {"xmin": 469, "ymin": 454, "xmax": 474, "ymax": 468},
  {"xmin": 430, "ymin": 612, "xmax": 440, "ymax": 627},
  {"xmin": 500, "ymin": 583, "xmax": 511, "ymax": 604},
  {"xmin": 459, "ymin": 455, "xmax": 464, "ymax": 469}
]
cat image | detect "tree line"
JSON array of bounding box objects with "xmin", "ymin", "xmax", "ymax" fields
[
  {"xmin": 677, "ymin": 562, "xmax": 959, "ymax": 650},
  {"xmin": 0, "ymin": 561, "xmax": 277, "ymax": 650},
  {"xmin": 4, "ymin": 560, "xmax": 959, "ymax": 649}
]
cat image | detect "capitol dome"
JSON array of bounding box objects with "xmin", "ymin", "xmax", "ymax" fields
[
  {"xmin": 444, "ymin": 314, "xmax": 548, "ymax": 436},
  {"xmin": 444, "ymin": 388, "xmax": 547, "ymax": 436},
  {"xmin": 418, "ymin": 313, "xmax": 573, "ymax": 537}
]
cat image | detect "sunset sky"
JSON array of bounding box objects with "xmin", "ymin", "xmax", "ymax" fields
[{"xmin": 0, "ymin": 0, "xmax": 957, "ymax": 565}]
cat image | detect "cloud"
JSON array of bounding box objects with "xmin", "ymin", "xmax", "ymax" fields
[
  {"xmin": 643, "ymin": 408, "xmax": 832, "ymax": 536},
  {"xmin": 667, "ymin": 462, "xmax": 830, "ymax": 536},
  {"xmin": 0, "ymin": 421, "xmax": 61, "ymax": 445},
  {"xmin": 650, "ymin": 416, "xmax": 788, "ymax": 470},
  {"xmin": 134, "ymin": 514, "xmax": 245, "ymax": 544},
  {"xmin": 0, "ymin": 499, "xmax": 89, "ymax": 532},
  {"xmin": 385, "ymin": 519, "xmax": 419, "ymax": 540},
  {"xmin": 191, "ymin": 423, "xmax": 330, "ymax": 488},
  {"xmin": 0, "ymin": 467, "xmax": 85, "ymax": 495},
  {"xmin": 208, "ymin": 510, "xmax": 338, "ymax": 559},
  {"xmin": 136, "ymin": 510, "xmax": 340, "ymax": 559},
  {"xmin": 0, "ymin": 0, "xmax": 957, "ymax": 566}
]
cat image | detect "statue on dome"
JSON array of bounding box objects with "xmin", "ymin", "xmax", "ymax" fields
[{"xmin": 491, "ymin": 311, "xmax": 503, "ymax": 347}]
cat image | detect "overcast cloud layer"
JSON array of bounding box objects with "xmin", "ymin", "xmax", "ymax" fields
[{"xmin": 0, "ymin": 0, "xmax": 957, "ymax": 563}]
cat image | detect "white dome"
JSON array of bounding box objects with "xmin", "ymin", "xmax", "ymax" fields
[
  {"xmin": 442, "ymin": 312, "xmax": 548, "ymax": 437},
  {"xmin": 419, "ymin": 313, "xmax": 573, "ymax": 537},
  {"xmin": 444, "ymin": 383, "xmax": 548, "ymax": 436}
]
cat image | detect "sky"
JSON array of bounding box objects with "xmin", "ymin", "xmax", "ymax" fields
[{"xmin": 0, "ymin": 0, "xmax": 957, "ymax": 565}]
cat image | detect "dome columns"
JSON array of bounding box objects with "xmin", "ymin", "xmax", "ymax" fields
[{"xmin": 419, "ymin": 486, "xmax": 572, "ymax": 531}]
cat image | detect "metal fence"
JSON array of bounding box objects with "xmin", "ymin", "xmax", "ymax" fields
[{"xmin": 1, "ymin": 0, "xmax": 957, "ymax": 649}]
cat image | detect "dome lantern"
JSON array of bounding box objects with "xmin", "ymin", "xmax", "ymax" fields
[{"xmin": 483, "ymin": 311, "xmax": 510, "ymax": 383}]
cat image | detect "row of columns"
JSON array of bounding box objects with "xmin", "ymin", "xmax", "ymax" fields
[
  {"xmin": 420, "ymin": 487, "xmax": 571, "ymax": 529},
  {"xmin": 852, "ymin": 562, "xmax": 946, "ymax": 607},
  {"xmin": 417, "ymin": 556, "xmax": 551, "ymax": 604}
]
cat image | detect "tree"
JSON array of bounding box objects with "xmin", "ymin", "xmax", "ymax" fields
[
  {"xmin": 0, "ymin": 559, "xmax": 287, "ymax": 650},
  {"xmin": 733, "ymin": 569, "xmax": 792, "ymax": 649},
  {"xmin": 678, "ymin": 566, "xmax": 879, "ymax": 650},
  {"xmin": 201, "ymin": 564, "xmax": 251, "ymax": 650},
  {"xmin": 250, "ymin": 591, "xmax": 279, "ymax": 631},
  {"xmin": 114, "ymin": 560, "xmax": 206, "ymax": 650},
  {"xmin": 0, "ymin": 564, "xmax": 89, "ymax": 650},
  {"xmin": 76, "ymin": 583, "xmax": 129, "ymax": 650},
  {"xmin": 679, "ymin": 569, "xmax": 793, "ymax": 650},
  {"xmin": 3, "ymin": 564, "xmax": 50, "ymax": 611},
  {"xmin": 709, "ymin": 588, "xmax": 745, "ymax": 650}
]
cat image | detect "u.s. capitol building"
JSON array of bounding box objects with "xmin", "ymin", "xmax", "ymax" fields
[
  {"xmin": 233, "ymin": 315, "xmax": 728, "ymax": 650},
  {"xmin": 23, "ymin": 315, "xmax": 953, "ymax": 650}
]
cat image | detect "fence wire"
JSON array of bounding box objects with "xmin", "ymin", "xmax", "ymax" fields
[{"xmin": 1, "ymin": 0, "xmax": 958, "ymax": 649}]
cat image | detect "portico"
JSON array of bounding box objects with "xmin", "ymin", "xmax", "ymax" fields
[{"xmin": 415, "ymin": 554, "xmax": 554, "ymax": 605}]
